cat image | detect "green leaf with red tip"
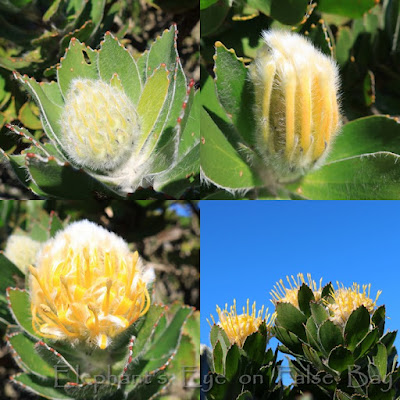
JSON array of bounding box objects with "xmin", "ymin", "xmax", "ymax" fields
[
  {"xmin": 11, "ymin": 373, "xmax": 72, "ymax": 400},
  {"xmin": 98, "ymin": 33, "xmax": 142, "ymax": 105},
  {"xmin": 8, "ymin": 333, "xmax": 58, "ymax": 378},
  {"xmin": 57, "ymin": 38, "xmax": 98, "ymax": 98},
  {"xmin": 146, "ymin": 25, "xmax": 178, "ymax": 78},
  {"xmin": 153, "ymin": 88, "xmax": 199, "ymax": 197},
  {"xmin": 7, "ymin": 288, "xmax": 38, "ymax": 340}
]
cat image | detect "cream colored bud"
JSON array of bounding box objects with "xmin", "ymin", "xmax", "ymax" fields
[{"xmin": 251, "ymin": 30, "xmax": 341, "ymax": 180}]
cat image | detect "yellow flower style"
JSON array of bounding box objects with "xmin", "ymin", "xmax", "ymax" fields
[
  {"xmin": 29, "ymin": 220, "xmax": 154, "ymax": 349},
  {"xmin": 210, "ymin": 299, "xmax": 274, "ymax": 347},
  {"xmin": 327, "ymin": 283, "xmax": 382, "ymax": 325},
  {"xmin": 271, "ymin": 273, "xmax": 323, "ymax": 308}
]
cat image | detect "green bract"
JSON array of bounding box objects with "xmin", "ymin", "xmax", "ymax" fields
[{"xmin": 3, "ymin": 25, "xmax": 199, "ymax": 199}]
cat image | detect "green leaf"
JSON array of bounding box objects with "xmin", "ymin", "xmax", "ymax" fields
[
  {"xmin": 214, "ymin": 42, "xmax": 255, "ymax": 146},
  {"xmin": 7, "ymin": 333, "xmax": 56, "ymax": 378},
  {"xmin": 381, "ymin": 331, "xmax": 397, "ymax": 352},
  {"xmin": 318, "ymin": 0, "xmax": 376, "ymax": 18},
  {"xmin": 353, "ymin": 328, "xmax": 379, "ymax": 360},
  {"xmin": 27, "ymin": 156, "xmax": 122, "ymax": 199},
  {"xmin": 318, "ymin": 320, "xmax": 344, "ymax": 354},
  {"xmin": 7, "ymin": 288, "xmax": 38, "ymax": 339},
  {"xmin": 146, "ymin": 25, "xmax": 178, "ymax": 79},
  {"xmin": 297, "ymin": 284, "xmax": 315, "ymax": 318},
  {"xmin": 236, "ymin": 391, "xmax": 253, "ymax": 400},
  {"xmin": 213, "ymin": 340, "xmax": 224, "ymax": 374},
  {"xmin": 273, "ymin": 326, "xmax": 303, "ymax": 355},
  {"xmin": 210, "ymin": 324, "xmax": 231, "ymax": 350},
  {"xmin": 147, "ymin": 305, "xmax": 193, "ymax": 359},
  {"xmin": 18, "ymin": 102, "xmax": 42, "ymax": 130},
  {"xmin": 136, "ymin": 67, "xmax": 170, "ymax": 153},
  {"xmin": 305, "ymin": 316, "xmax": 320, "ymax": 351},
  {"xmin": 328, "ymin": 346, "xmax": 354, "ymax": 373},
  {"xmin": 225, "ymin": 344, "xmax": 240, "ymax": 381},
  {"xmin": 129, "ymin": 304, "xmax": 167, "ymax": 359},
  {"xmin": 15, "ymin": 74, "xmax": 64, "ymax": 148},
  {"xmin": 200, "ymin": 107, "xmax": 262, "ymax": 189},
  {"xmin": 57, "ymin": 38, "xmax": 98, "ymax": 97},
  {"xmin": 344, "ymin": 306, "xmax": 370, "ymax": 351},
  {"xmin": 327, "ymin": 116, "xmax": 400, "ymax": 163},
  {"xmin": 334, "ymin": 389, "xmax": 352, "ymax": 400},
  {"xmin": 11, "ymin": 373, "xmax": 72, "ymax": 400},
  {"xmin": 372, "ymin": 305, "xmax": 386, "ymax": 336},
  {"xmin": 0, "ymin": 253, "xmax": 24, "ymax": 292},
  {"xmin": 299, "ymin": 152, "xmax": 400, "ymax": 200},
  {"xmin": 310, "ymin": 302, "xmax": 329, "ymax": 326},
  {"xmin": 126, "ymin": 369, "xmax": 170, "ymax": 400},
  {"xmin": 49, "ymin": 212, "xmax": 64, "ymax": 237},
  {"xmin": 201, "ymin": 0, "xmax": 231, "ymax": 37},
  {"xmin": 373, "ymin": 343, "xmax": 387, "ymax": 380},
  {"xmin": 98, "ymin": 32, "xmax": 142, "ymax": 105},
  {"xmin": 243, "ymin": 328, "xmax": 267, "ymax": 365},
  {"xmin": 302, "ymin": 343, "xmax": 324, "ymax": 370},
  {"xmin": 275, "ymin": 303, "xmax": 307, "ymax": 341},
  {"xmin": 270, "ymin": 0, "xmax": 309, "ymax": 25}
]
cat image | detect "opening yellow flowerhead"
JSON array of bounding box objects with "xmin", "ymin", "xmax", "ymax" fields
[
  {"xmin": 209, "ymin": 299, "xmax": 274, "ymax": 347},
  {"xmin": 327, "ymin": 282, "xmax": 382, "ymax": 325},
  {"xmin": 251, "ymin": 30, "xmax": 341, "ymax": 180},
  {"xmin": 29, "ymin": 220, "xmax": 154, "ymax": 350},
  {"xmin": 271, "ymin": 273, "xmax": 323, "ymax": 308}
]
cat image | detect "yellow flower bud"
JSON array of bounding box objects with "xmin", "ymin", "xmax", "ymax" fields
[
  {"xmin": 29, "ymin": 220, "xmax": 154, "ymax": 349},
  {"xmin": 60, "ymin": 79, "xmax": 140, "ymax": 171},
  {"xmin": 251, "ymin": 30, "xmax": 341, "ymax": 180}
]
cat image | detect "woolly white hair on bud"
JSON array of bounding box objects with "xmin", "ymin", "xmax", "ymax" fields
[
  {"xmin": 251, "ymin": 30, "xmax": 341, "ymax": 181},
  {"xmin": 60, "ymin": 79, "xmax": 140, "ymax": 171},
  {"xmin": 4, "ymin": 235, "xmax": 42, "ymax": 273}
]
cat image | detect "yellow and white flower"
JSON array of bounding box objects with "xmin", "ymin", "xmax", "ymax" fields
[
  {"xmin": 327, "ymin": 282, "xmax": 381, "ymax": 325},
  {"xmin": 210, "ymin": 299, "xmax": 274, "ymax": 347},
  {"xmin": 270, "ymin": 273, "xmax": 323, "ymax": 308},
  {"xmin": 29, "ymin": 220, "xmax": 154, "ymax": 349}
]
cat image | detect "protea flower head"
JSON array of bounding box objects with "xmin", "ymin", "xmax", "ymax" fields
[
  {"xmin": 28, "ymin": 220, "xmax": 154, "ymax": 349},
  {"xmin": 209, "ymin": 299, "xmax": 274, "ymax": 347},
  {"xmin": 327, "ymin": 282, "xmax": 382, "ymax": 325},
  {"xmin": 251, "ymin": 30, "xmax": 341, "ymax": 180},
  {"xmin": 271, "ymin": 273, "xmax": 323, "ymax": 308}
]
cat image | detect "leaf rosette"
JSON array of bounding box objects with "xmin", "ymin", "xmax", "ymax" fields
[{"xmin": 4, "ymin": 25, "xmax": 198, "ymax": 199}]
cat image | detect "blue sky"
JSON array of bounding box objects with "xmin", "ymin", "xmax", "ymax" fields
[{"xmin": 201, "ymin": 200, "xmax": 399, "ymax": 354}]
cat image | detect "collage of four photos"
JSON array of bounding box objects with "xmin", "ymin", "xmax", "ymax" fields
[{"xmin": 0, "ymin": 0, "xmax": 400, "ymax": 399}]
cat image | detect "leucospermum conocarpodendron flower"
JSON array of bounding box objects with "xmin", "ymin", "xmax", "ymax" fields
[
  {"xmin": 327, "ymin": 282, "xmax": 382, "ymax": 326},
  {"xmin": 270, "ymin": 273, "xmax": 323, "ymax": 308},
  {"xmin": 209, "ymin": 299, "xmax": 274, "ymax": 347},
  {"xmin": 251, "ymin": 30, "xmax": 341, "ymax": 180},
  {"xmin": 28, "ymin": 220, "xmax": 154, "ymax": 349}
]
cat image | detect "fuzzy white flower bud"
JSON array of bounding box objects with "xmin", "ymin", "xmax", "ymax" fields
[
  {"xmin": 251, "ymin": 30, "xmax": 341, "ymax": 180},
  {"xmin": 4, "ymin": 235, "xmax": 42, "ymax": 273},
  {"xmin": 60, "ymin": 79, "xmax": 140, "ymax": 171}
]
